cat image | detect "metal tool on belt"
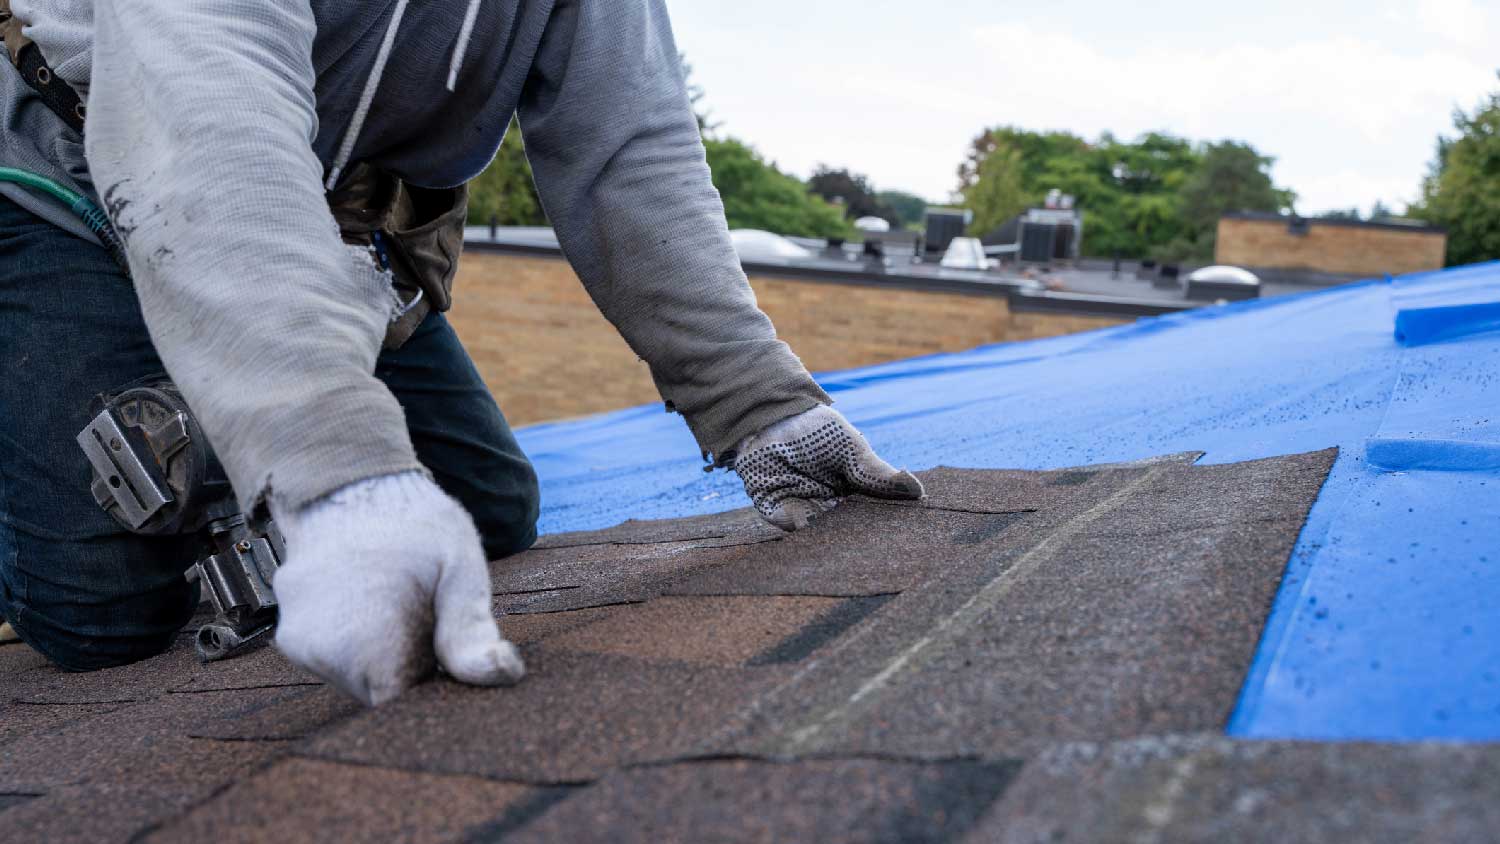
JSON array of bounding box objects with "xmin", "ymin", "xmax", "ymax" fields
[{"xmin": 75, "ymin": 380, "xmax": 282, "ymax": 662}]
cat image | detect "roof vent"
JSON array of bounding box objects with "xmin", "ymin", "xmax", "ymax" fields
[
  {"xmin": 940, "ymin": 237, "xmax": 992, "ymax": 270},
  {"xmin": 1186, "ymin": 265, "xmax": 1260, "ymax": 301}
]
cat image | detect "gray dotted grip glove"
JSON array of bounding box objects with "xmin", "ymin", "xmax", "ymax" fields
[{"xmin": 734, "ymin": 406, "xmax": 925, "ymax": 531}]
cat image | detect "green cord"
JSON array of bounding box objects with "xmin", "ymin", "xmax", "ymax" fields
[
  {"xmin": 0, "ymin": 166, "xmax": 129, "ymax": 269},
  {"xmin": 0, "ymin": 165, "xmax": 88, "ymax": 207}
]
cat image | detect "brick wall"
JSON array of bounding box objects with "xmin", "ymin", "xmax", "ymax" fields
[
  {"xmin": 446, "ymin": 251, "xmax": 1126, "ymax": 426},
  {"xmin": 1215, "ymin": 217, "xmax": 1447, "ymax": 277}
]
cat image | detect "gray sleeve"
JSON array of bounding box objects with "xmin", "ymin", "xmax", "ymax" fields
[
  {"xmin": 517, "ymin": 0, "xmax": 830, "ymax": 462},
  {"xmin": 85, "ymin": 0, "xmax": 423, "ymax": 513}
]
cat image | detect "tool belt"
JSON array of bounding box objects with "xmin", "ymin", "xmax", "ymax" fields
[
  {"xmin": 3, "ymin": 2, "xmax": 466, "ymax": 351},
  {"xmin": 327, "ymin": 163, "xmax": 468, "ymax": 349}
]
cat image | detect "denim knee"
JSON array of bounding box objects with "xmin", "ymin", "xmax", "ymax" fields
[
  {"xmin": 4, "ymin": 584, "xmax": 198, "ymax": 672},
  {"xmin": 0, "ymin": 531, "xmax": 199, "ymax": 672},
  {"xmin": 473, "ymin": 462, "xmax": 541, "ymax": 560}
]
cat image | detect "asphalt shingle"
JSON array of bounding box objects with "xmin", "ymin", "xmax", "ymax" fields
[
  {"xmin": 300, "ymin": 650, "xmax": 789, "ymax": 784},
  {"xmin": 507, "ymin": 758, "xmax": 1021, "ymax": 844},
  {"xmin": 9, "ymin": 449, "xmax": 1479, "ymax": 842},
  {"xmin": 531, "ymin": 508, "xmax": 781, "ymax": 549},
  {"xmin": 662, "ymin": 504, "xmax": 1026, "ymax": 597},
  {"xmin": 144, "ymin": 758, "xmax": 538, "ymax": 844},
  {"xmin": 0, "ymin": 690, "xmax": 290, "ymax": 792},
  {"xmin": 493, "ymin": 537, "xmax": 785, "ymax": 614},
  {"xmin": 967, "ymin": 733, "xmax": 1500, "ymax": 843},
  {"xmin": 542, "ymin": 595, "xmax": 844, "ymax": 665},
  {"xmin": 702, "ymin": 451, "xmax": 1337, "ymax": 759},
  {"xmin": 1, "ymin": 783, "xmax": 232, "ymax": 844}
]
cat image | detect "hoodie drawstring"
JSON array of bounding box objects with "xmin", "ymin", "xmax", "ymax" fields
[
  {"xmin": 325, "ymin": 0, "xmax": 410, "ymax": 189},
  {"xmin": 447, "ymin": 0, "xmax": 481, "ymax": 92}
]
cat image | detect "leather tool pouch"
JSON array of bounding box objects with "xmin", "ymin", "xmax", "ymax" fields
[{"xmin": 326, "ymin": 163, "xmax": 468, "ymax": 350}]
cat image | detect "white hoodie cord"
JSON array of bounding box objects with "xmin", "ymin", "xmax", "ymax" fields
[
  {"xmin": 325, "ymin": 0, "xmax": 410, "ymax": 189},
  {"xmin": 447, "ymin": 0, "xmax": 482, "ymax": 92}
]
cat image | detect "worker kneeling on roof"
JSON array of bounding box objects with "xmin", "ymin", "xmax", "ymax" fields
[{"xmin": 0, "ymin": 0, "xmax": 923, "ymax": 704}]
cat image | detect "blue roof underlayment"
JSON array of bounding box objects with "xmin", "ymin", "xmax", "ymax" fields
[{"xmin": 514, "ymin": 262, "xmax": 1500, "ymax": 742}]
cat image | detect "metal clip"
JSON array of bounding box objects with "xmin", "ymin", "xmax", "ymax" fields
[{"xmin": 76, "ymin": 408, "xmax": 173, "ymax": 529}]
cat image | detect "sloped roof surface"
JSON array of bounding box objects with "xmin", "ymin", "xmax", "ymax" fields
[
  {"xmin": 518, "ymin": 261, "xmax": 1500, "ymax": 742},
  {"xmin": 12, "ymin": 452, "xmax": 1494, "ymax": 841},
  {"xmin": 4, "ymin": 451, "xmax": 1496, "ymax": 841}
]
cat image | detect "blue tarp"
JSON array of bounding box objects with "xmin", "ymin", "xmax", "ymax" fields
[{"xmin": 515, "ymin": 263, "xmax": 1500, "ymax": 742}]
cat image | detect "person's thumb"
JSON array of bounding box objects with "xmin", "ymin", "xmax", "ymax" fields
[
  {"xmin": 844, "ymin": 444, "xmax": 926, "ymax": 502},
  {"xmin": 432, "ymin": 532, "xmax": 525, "ymax": 687}
]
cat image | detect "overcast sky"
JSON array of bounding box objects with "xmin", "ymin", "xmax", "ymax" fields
[{"xmin": 665, "ymin": 0, "xmax": 1498, "ymax": 215}]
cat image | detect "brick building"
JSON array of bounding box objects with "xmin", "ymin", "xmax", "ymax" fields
[
  {"xmin": 444, "ymin": 233, "xmax": 1183, "ymax": 426},
  {"xmin": 1216, "ymin": 212, "xmax": 1447, "ymax": 277}
]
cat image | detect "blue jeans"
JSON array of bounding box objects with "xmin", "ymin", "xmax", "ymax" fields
[{"xmin": 0, "ymin": 196, "xmax": 539, "ymax": 670}]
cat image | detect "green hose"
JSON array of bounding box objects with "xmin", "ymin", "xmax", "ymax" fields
[{"xmin": 0, "ymin": 166, "xmax": 129, "ymax": 270}]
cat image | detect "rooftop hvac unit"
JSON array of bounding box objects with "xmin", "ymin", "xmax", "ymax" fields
[
  {"xmin": 924, "ymin": 209, "xmax": 970, "ymax": 256},
  {"xmin": 1020, "ymin": 223, "xmax": 1058, "ymax": 263}
]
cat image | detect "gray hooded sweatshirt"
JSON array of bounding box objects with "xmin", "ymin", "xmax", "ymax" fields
[{"xmin": 2, "ymin": 0, "xmax": 829, "ymax": 515}]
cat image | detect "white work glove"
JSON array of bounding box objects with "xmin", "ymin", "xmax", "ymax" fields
[
  {"xmin": 269, "ymin": 471, "xmax": 524, "ymax": 706},
  {"xmin": 734, "ymin": 405, "xmax": 925, "ymax": 531}
]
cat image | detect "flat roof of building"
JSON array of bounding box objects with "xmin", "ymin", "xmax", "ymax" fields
[
  {"xmin": 463, "ymin": 227, "xmax": 1363, "ymax": 319},
  {"xmin": 1222, "ymin": 210, "xmax": 1447, "ymax": 235}
]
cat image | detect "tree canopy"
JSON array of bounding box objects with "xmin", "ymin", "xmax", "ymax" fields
[
  {"xmin": 807, "ymin": 167, "xmax": 902, "ymax": 228},
  {"xmin": 1163, "ymin": 141, "xmax": 1293, "ymax": 261},
  {"xmin": 963, "ymin": 145, "xmax": 1027, "ymax": 236},
  {"xmin": 466, "ymin": 118, "xmax": 546, "ymax": 227},
  {"xmin": 704, "ymin": 139, "xmax": 854, "ymax": 239},
  {"xmin": 957, "ymin": 126, "xmax": 1292, "ymax": 261},
  {"xmin": 466, "ymin": 126, "xmax": 857, "ymax": 241},
  {"xmin": 877, "ymin": 190, "xmax": 930, "ymax": 228},
  {"xmin": 1410, "ymin": 80, "xmax": 1500, "ymax": 266},
  {"xmin": 466, "ymin": 56, "xmax": 857, "ymax": 241}
]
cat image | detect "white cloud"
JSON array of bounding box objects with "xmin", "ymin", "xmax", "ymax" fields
[
  {"xmin": 670, "ymin": 2, "xmax": 1498, "ymax": 213},
  {"xmin": 959, "ymin": 22, "xmax": 1485, "ymax": 142},
  {"xmin": 1289, "ymin": 170, "xmax": 1425, "ymax": 217},
  {"xmin": 892, "ymin": 22, "xmax": 1492, "ymax": 211},
  {"xmin": 1410, "ymin": 0, "xmax": 1494, "ymax": 50}
]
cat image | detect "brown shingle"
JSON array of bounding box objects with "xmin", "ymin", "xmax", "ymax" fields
[
  {"xmin": 300, "ymin": 649, "xmax": 789, "ymax": 784},
  {"xmin": 506, "ymin": 758, "xmax": 1020, "ymax": 844},
  {"xmin": 18, "ymin": 452, "xmax": 1478, "ymax": 844},
  {"xmin": 144, "ymin": 758, "xmax": 536, "ymax": 844},
  {"xmin": 544, "ymin": 595, "xmax": 842, "ymax": 666}
]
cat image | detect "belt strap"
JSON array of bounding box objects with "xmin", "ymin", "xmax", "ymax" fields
[{"xmin": 1, "ymin": 4, "xmax": 86, "ymax": 134}]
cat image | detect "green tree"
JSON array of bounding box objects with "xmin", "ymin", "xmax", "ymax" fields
[
  {"xmin": 807, "ymin": 167, "xmax": 901, "ymax": 227},
  {"xmin": 703, "ymin": 138, "xmax": 854, "ymax": 239},
  {"xmin": 877, "ymin": 190, "xmax": 929, "ymax": 228},
  {"xmin": 1415, "ymin": 83, "xmax": 1500, "ymax": 266},
  {"xmin": 962, "ymin": 144, "xmax": 1028, "ymax": 235},
  {"xmin": 956, "ymin": 125, "xmax": 1293, "ymax": 260},
  {"xmin": 1169, "ymin": 141, "xmax": 1290, "ymax": 261},
  {"xmin": 957, "ymin": 127, "xmax": 1089, "ymax": 196},
  {"xmin": 466, "ymin": 118, "xmax": 546, "ymax": 226}
]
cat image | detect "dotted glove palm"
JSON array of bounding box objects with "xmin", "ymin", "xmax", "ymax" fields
[
  {"xmin": 734, "ymin": 405, "xmax": 925, "ymax": 531},
  {"xmin": 269, "ymin": 472, "xmax": 524, "ymax": 706}
]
